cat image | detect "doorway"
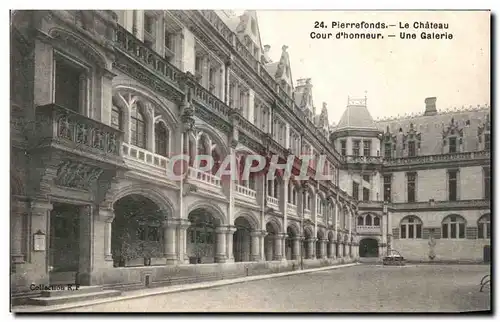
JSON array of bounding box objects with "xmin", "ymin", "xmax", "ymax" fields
[
  {"xmin": 483, "ymin": 245, "xmax": 491, "ymax": 263},
  {"xmin": 359, "ymin": 238, "xmax": 379, "ymax": 257},
  {"xmin": 49, "ymin": 203, "xmax": 80, "ymax": 283}
]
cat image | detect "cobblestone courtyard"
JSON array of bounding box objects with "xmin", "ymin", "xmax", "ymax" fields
[{"xmin": 62, "ymin": 264, "xmax": 491, "ymax": 313}]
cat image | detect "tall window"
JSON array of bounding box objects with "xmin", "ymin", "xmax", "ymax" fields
[
  {"xmin": 357, "ymin": 216, "xmax": 363, "ymax": 226},
  {"xmin": 363, "ymin": 175, "xmax": 370, "ymax": 183},
  {"xmin": 130, "ymin": 107, "xmax": 146, "ymax": 148},
  {"xmin": 484, "ymin": 167, "xmax": 491, "ymax": 200},
  {"xmin": 477, "ymin": 214, "xmax": 491, "ymax": 239},
  {"xmin": 485, "ymin": 133, "xmax": 491, "ymax": 151},
  {"xmin": 400, "ymin": 216, "xmax": 423, "ymax": 239},
  {"xmin": 111, "ymin": 105, "xmax": 122, "ymax": 130},
  {"xmin": 143, "ymin": 14, "xmax": 156, "ymax": 49},
  {"xmin": 449, "ymin": 137, "xmax": 457, "ymax": 153},
  {"xmin": 352, "ymin": 182, "xmax": 359, "ymax": 201},
  {"xmin": 353, "ymin": 140, "xmax": 361, "ymax": 156},
  {"xmin": 448, "ymin": 170, "xmax": 458, "ymax": 201},
  {"xmin": 154, "ymin": 122, "xmax": 169, "ymax": 157},
  {"xmin": 442, "ymin": 215, "xmax": 466, "ymax": 239},
  {"xmin": 363, "ymin": 140, "xmax": 371, "ymax": 156},
  {"xmin": 408, "ymin": 141, "xmax": 416, "ymax": 157},
  {"xmin": 363, "ymin": 187, "xmax": 370, "ymax": 201},
  {"xmin": 55, "ymin": 57, "xmax": 83, "ymax": 113},
  {"xmin": 407, "ymin": 172, "xmax": 416, "ymax": 203},
  {"xmin": 340, "ymin": 140, "xmax": 347, "ymax": 156},
  {"xmin": 383, "ymin": 175, "xmax": 392, "ymax": 202},
  {"xmin": 365, "ymin": 214, "xmax": 372, "ymax": 226},
  {"xmin": 373, "ymin": 216, "xmax": 380, "ymax": 226},
  {"xmin": 384, "ymin": 143, "xmax": 392, "ymax": 159}
]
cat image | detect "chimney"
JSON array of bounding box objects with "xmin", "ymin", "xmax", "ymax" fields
[{"xmin": 424, "ymin": 97, "xmax": 437, "ymax": 116}]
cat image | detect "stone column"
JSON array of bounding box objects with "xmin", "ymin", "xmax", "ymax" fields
[
  {"xmin": 215, "ymin": 226, "xmax": 227, "ymax": 263},
  {"xmin": 11, "ymin": 199, "xmax": 29, "ymax": 265},
  {"xmin": 339, "ymin": 242, "xmax": 344, "ymax": 258},
  {"xmin": 292, "ymin": 237, "xmax": 300, "ymax": 260},
  {"xmin": 273, "ymin": 233, "xmax": 284, "ymax": 261},
  {"xmin": 78, "ymin": 205, "xmax": 93, "ymax": 285},
  {"xmin": 329, "ymin": 240, "xmax": 336, "ymax": 259},
  {"xmin": 250, "ymin": 230, "xmax": 261, "ymax": 261},
  {"xmin": 321, "ymin": 239, "xmax": 327, "ymax": 259},
  {"xmin": 260, "ymin": 230, "xmax": 267, "ymax": 261},
  {"xmin": 226, "ymin": 226, "xmax": 237, "ymax": 263},
  {"xmin": 177, "ymin": 219, "xmax": 190, "ymax": 264},
  {"xmin": 96, "ymin": 207, "xmax": 114, "ymax": 268},
  {"xmin": 163, "ymin": 219, "xmax": 178, "ymax": 264},
  {"xmin": 307, "ymin": 239, "xmax": 314, "ymax": 259}
]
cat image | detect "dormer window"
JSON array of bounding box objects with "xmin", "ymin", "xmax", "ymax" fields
[{"xmin": 408, "ymin": 141, "xmax": 416, "ymax": 157}]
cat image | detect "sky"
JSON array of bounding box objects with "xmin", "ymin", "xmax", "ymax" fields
[{"xmin": 250, "ymin": 10, "xmax": 490, "ymax": 124}]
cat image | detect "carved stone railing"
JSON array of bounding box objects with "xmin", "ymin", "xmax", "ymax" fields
[
  {"xmin": 115, "ymin": 25, "xmax": 181, "ymax": 88},
  {"xmin": 122, "ymin": 142, "xmax": 169, "ymax": 169},
  {"xmin": 35, "ymin": 103, "xmax": 123, "ymax": 157},
  {"xmin": 259, "ymin": 67, "xmax": 277, "ymax": 92},
  {"xmin": 198, "ymin": 10, "xmax": 235, "ymax": 47},
  {"xmin": 356, "ymin": 225, "xmax": 382, "ymax": 234},
  {"xmin": 267, "ymin": 195, "xmax": 279, "ymax": 208},
  {"xmin": 238, "ymin": 114, "xmax": 265, "ymax": 143},
  {"xmin": 304, "ymin": 209, "xmax": 311, "ymax": 219},
  {"xmin": 384, "ymin": 151, "xmax": 490, "ymax": 166},
  {"xmin": 190, "ymin": 75, "xmax": 231, "ymax": 120},
  {"xmin": 235, "ymin": 184, "xmax": 257, "ymax": 198},
  {"xmin": 358, "ymin": 201, "xmax": 384, "ymax": 209},
  {"xmin": 345, "ymin": 155, "xmax": 384, "ymax": 164},
  {"xmin": 287, "ymin": 203, "xmax": 298, "ymax": 216},
  {"xmin": 188, "ymin": 167, "xmax": 221, "ymax": 186}
]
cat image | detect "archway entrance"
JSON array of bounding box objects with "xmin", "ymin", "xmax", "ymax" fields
[
  {"xmin": 304, "ymin": 227, "xmax": 313, "ymax": 259},
  {"xmin": 327, "ymin": 232, "xmax": 334, "ymax": 258},
  {"xmin": 483, "ymin": 245, "xmax": 491, "ymax": 263},
  {"xmin": 112, "ymin": 195, "xmax": 166, "ymax": 267},
  {"xmin": 187, "ymin": 209, "xmax": 219, "ymax": 264},
  {"xmin": 233, "ymin": 217, "xmax": 252, "ymax": 262},
  {"xmin": 285, "ymin": 226, "xmax": 298, "ymax": 260},
  {"xmin": 316, "ymin": 231, "xmax": 324, "ymax": 259},
  {"xmin": 359, "ymin": 238, "xmax": 379, "ymax": 257}
]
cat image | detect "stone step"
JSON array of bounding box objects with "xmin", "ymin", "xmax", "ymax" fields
[{"xmin": 27, "ymin": 290, "xmax": 121, "ymax": 306}]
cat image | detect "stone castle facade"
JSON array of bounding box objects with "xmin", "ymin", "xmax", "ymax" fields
[{"xmin": 10, "ymin": 10, "xmax": 490, "ymax": 298}]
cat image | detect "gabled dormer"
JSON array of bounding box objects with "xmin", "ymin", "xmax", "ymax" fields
[
  {"xmin": 316, "ymin": 102, "xmax": 329, "ymax": 134},
  {"xmin": 234, "ymin": 10, "xmax": 263, "ymax": 60},
  {"xmin": 442, "ymin": 117, "xmax": 464, "ymax": 154},
  {"xmin": 402, "ymin": 123, "xmax": 422, "ymax": 157},
  {"xmin": 264, "ymin": 45, "xmax": 294, "ymax": 97},
  {"xmin": 477, "ymin": 113, "xmax": 491, "ymax": 151},
  {"xmin": 382, "ymin": 126, "xmax": 397, "ymax": 159}
]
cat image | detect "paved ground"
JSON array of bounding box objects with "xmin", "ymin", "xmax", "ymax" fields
[{"xmin": 60, "ymin": 264, "xmax": 491, "ymax": 313}]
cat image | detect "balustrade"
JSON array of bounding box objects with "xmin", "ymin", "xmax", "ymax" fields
[
  {"xmin": 188, "ymin": 167, "xmax": 221, "ymax": 186},
  {"xmin": 122, "ymin": 143, "xmax": 169, "ymax": 168},
  {"xmin": 235, "ymin": 184, "xmax": 257, "ymax": 198}
]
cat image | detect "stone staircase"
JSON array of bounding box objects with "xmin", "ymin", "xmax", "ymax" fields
[{"xmin": 27, "ymin": 286, "xmax": 121, "ymax": 306}]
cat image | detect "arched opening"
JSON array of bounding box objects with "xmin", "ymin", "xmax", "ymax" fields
[
  {"xmin": 478, "ymin": 214, "xmax": 491, "ymax": 239},
  {"xmin": 112, "ymin": 194, "xmax": 166, "ymax": 267},
  {"xmin": 233, "ymin": 217, "xmax": 253, "ymax": 262},
  {"xmin": 154, "ymin": 121, "xmax": 169, "ymax": 157},
  {"xmin": 286, "ymin": 225, "xmax": 298, "ymax": 260},
  {"xmin": 187, "ymin": 208, "xmax": 220, "ymax": 264},
  {"xmin": 357, "ymin": 216, "xmax": 364, "ymax": 226},
  {"xmin": 130, "ymin": 103, "xmax": 147, "ymax": 149},
  {"xmin": 441, "ymin": 214, "xmax": 466, "ymax": 239},
  {"xmin": 264, "ymin": 222, "xmax": 278, "ymax": 261},
  {"xmin": 359, "ymin": 238, "xmax": 379, "ymax": 258},
  {"xmin": 303, "ymin": 227, "xmax": 313, "ymax": 259},
  {"xmin": 365, "ymin": 214, "xmax": 372, "ymax": 226}
]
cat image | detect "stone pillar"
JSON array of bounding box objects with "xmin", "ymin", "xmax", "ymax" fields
[
  {"xmin": 250, "ymin": 230, "xmax": 260, "ymax": 261},
  {"xmin": 215, "ymin": 226, "xmax": 227, "ymax": 263},
  {"xmin": 321, "ymin": 239, "xmax": 327, "ymax": 259},
  {"xmin": 260, "ymin": 230, "xmax": 267, "ymax": 261},
  {"xmin": 273, "ymin": 233, "xmax": 284, "ymax": 261},
  {"xmin": 292, "ymin": 237, "xmax": 300, "ymax": 260},
  {"xmin": 339, "ymin": 242, "xmax": 344, "ymax": 258},
  {"xmin": 164, "ymin": 219, "xmax": 178, "ymax": 264},
  {"xmin": 10, "ymin": 200, "xmax": 29, "ymax": 265},
  {"xmin": 226, "ymin": 226, "xmax": 237, "ymax": 263},
  {"xmin": 177, "ymin": 219, "xmax": 190, "ymax": 264},
  {"xmin": 329, "ymin": 240, "xmax": 336, "ymax": 259},
  {"xmin": 95, "ymin": 207, "xmax": 114, "ymax": 269},
  {"xmin": 307, "ymin": 239, "xmax": 314, "ymax": 259},
  {"xmin": 78, "ymin": 205, "xmax": 93, "ymax": 285}
]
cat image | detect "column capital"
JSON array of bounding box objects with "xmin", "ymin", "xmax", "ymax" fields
[
  {"xmin": 162, "ymin": 218, "xmax": 181, "ymax": 228},
  {"xmin": 176, "ymin": 218, "xmax": 191, "ymax": 229},
  {"xmin": 30, "ymin": 199, "xmax": 53, "ymax": 214},
  {"xmin": 97, "ymin": 207, "xmax": 115, "ymax": 223},
  {"xmin": 250, "ymin": 230, "xmax": 266, "ymax": 237},
  {"xmin": 225, "ymin": 225, "xmax": 237, "ymax": 234}
]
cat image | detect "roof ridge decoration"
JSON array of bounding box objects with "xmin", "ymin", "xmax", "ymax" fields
[{"xmin": 375, "ymin": 103, "xmax": 491, "ymax": 122}]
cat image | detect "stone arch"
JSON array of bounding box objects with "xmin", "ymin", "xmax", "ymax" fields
[
  {"xmin": 195, "ymin": 123, "xmax": 230, "ymax": 157},
  {"xmin": 113, "ymin": 84, "xmax": 179, "ymax": 128},
  {"xmin": 286, "ymin": 222, "xmax": 300, "ymax": 237},
  {"xmin": 186, "ymin": 200, "xmax": 227, "ymax": 226},
  {"xmin": 359, "ymin": 237, "xmax": 380, "ymax": 258},
  {"xmin": 49, "ymin": 27, "xmax": 108, "ymax": 69},
  {"xmin": 111, "ymin": 184, "xmax": 174, "ymax": 216},
  {"xmin": 265, "ymin": 216, "xmax": 282, "ymax": 234},
  {"xmin": 233, "ymin": 211, "xmax": 260, "ymax": 230},
  {"xmin": 303, "ymin": 225, "xmax": 314, "ymax": 239}
]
